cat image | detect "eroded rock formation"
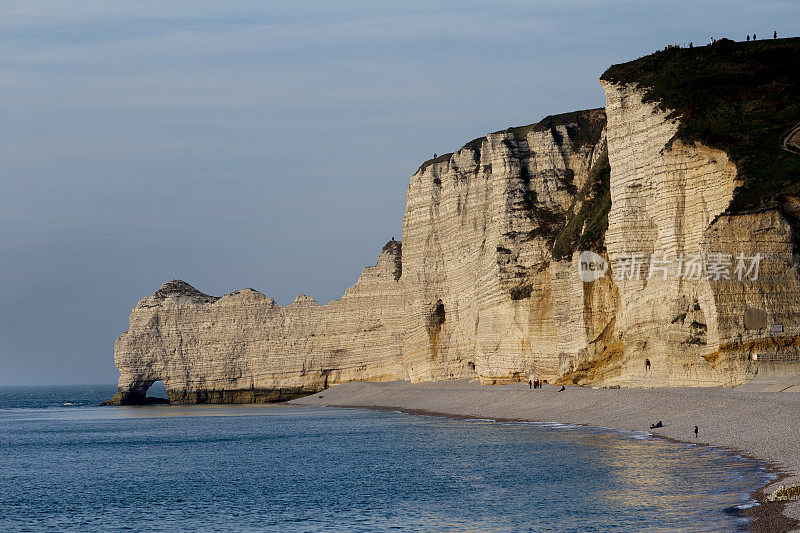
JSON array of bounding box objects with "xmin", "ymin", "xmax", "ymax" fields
[
  {"xmin": 104, "ymin": 243, "xmax": 405, "ymax": 405},
  {"xmin": 105, "ymin": 72, "xmax": 800, "ymax": 404},
  {"xmin": 400, "ymin": 111, "xmax": 610, "ymax": 384}
]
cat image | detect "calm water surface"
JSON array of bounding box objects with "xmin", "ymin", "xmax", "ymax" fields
[{"xmin": 0, "ymin": 385, "xmax": 771, "ymax": 532}]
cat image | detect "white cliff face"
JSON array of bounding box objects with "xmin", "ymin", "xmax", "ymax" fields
[
  {"xmin": 106, "ymin": 242, "xmax": 405, "ymax": 404},
  {"xmin": 107, "ymin": 115, "xmax": 615, "ymax": 403},
  {"xmin": 602, "ymin": 81, "xmax": 739, "ymax": 386},
  {"xmin": 107, "ymin": 88, "xmax": 800, "ymax": 404},
  {"xmin": 704, "ymin": 210, "xmax": 800, "ymax": 372},
  {"xmin": 400, "ymin": 118, "xmax": 610, "ymax": 384},
  {"xmin": 601, "ymin": 81, "xmax": 800, "ymax": 386}
]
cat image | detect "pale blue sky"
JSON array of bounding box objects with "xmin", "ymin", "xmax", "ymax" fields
[{"xmin": 1, "ymin": 1, "xmax": 797, "ymax": 385}]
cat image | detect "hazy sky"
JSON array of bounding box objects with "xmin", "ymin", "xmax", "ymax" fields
[{"xmin": 1, "ymin": 1, "xmax": 797, "ymax": 385}]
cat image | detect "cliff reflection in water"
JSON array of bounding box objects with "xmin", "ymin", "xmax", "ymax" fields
[{"xmin": 597, "ymin": 431, "xmax": 755, "ymax": 517}]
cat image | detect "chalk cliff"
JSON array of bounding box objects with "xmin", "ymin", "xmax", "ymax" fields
[
  {"xmin": 104, "ymin": 243, "xmax": 405, "ymax": 405},
  {"xmin": 400, "ymin": 110, "xmax": 611, "ymax": 384},
  {"xmin": 105, "ymin": 40, "xmax": 800, "ymax": 404},
  {"xmin": 598, "ymin": 82, "xmax": 799, "ymax": 387},
  {"xmin": 594, "ymin": 36, "xmax": 800, "ymax": 386}
]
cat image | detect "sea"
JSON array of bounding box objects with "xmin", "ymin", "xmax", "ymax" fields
[{"xmin": 0, "ymin": 385, "xmax": 773, "ymax": 532}]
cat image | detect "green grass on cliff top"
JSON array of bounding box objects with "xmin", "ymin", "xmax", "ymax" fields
[{"xmin": 601, "ymin": 37, "xmax": 800, "ymax": 214}]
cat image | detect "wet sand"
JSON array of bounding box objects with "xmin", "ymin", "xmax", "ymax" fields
[{"xmin": 293, "ymin": 379, "xmax": 800, "ymax": 532}]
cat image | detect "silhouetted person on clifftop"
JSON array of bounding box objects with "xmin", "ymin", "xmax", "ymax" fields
[
  {"xmin": 775, "ymin": 31, "xmax": 778, "ymax": 39},
  {"xmin": 747, "ymin": 35, "xmax": 750, "ymax": 41}
]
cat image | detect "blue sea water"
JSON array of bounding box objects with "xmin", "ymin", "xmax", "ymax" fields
[{"xmin": 0, "ymin": 385, "xmax": 771, "ymax": 532}]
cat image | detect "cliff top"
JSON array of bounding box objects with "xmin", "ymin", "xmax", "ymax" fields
[
  {"xmin": 601, "ymin": 36, "xmax": 800, "ymax": 214},
  {"xmin": 417, "ymin": 108, "xmax": 606, "ymax": 173},
  {"xmin": 153, "ymin": 280, "xmax": 218, "ymax": 302}
]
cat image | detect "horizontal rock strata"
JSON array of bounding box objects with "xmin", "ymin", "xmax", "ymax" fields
[
  {"xmin": 106, "ymin": 83, "xmax": 800, "ymax": 404},
  {"xmin": 104, "ymin": 242, "xmax": 405, "ymax": 405}
]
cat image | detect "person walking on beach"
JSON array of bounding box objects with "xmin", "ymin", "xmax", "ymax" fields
[
  {"xmin": 694, "ymin": 425, "xmax": 699, "ymax": 438},
  {"xmin": 529, "ymin": 379, "xmax": 532, "ymax": 389}
]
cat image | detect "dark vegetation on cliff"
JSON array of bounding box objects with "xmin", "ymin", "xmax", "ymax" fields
[
  {"xmin": 413, "ymin": 108, "xmax": 611, "ymax": 300},
  {"xmin": 508, "ymin": 112, "xmax": 610, "ymax": 299},
  {"xmin": 551, "ymin": 145, "xmax": 611, "ymax": 260},
  {"xmin": 517, "ymin": 112, "xmax": 611, "ymax": 262},
  {"xmin": 602, "ymin": 36, "xmax": 800, "ymax": 213},
  {"xmin": 433, "ymin": 109, "xmax": 611, "ymax": 301}
]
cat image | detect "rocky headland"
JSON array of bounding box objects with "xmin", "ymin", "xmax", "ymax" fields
[{"xmin": 104, "ymin": 37, "xmax": 800, "ymax": 406}]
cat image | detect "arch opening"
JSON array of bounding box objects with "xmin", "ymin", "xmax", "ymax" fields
[
  {"xmin": 147, "ymin": 380, "xmax": 170, "ymax": 402},
  {"xmin": 129, "ymin": 380, "xmax": 170, "ymax": 405}
]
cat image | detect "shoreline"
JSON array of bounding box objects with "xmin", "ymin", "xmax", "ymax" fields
[{"xmin": 292, "ymin": 379, "xmax": 800, "ymax": 532}]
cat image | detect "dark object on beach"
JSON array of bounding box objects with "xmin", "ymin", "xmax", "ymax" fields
[
  {"xmin": 694, "ymin": 425, "xmax": 699, "ymax": 437},
  {"xmin": 645, "ymin": 358, "xmax": 650, "ymax": 371},
  {"xmin": 559, "ymin": 386, "xmax": 566, "ymax": 392},
  {"xmin": 650, "ymin": 421, "xmax": 663, "ymax": 429},
  {"xmin": 529, "ymin": 379, "xmax": 532, "ymax": 389}
]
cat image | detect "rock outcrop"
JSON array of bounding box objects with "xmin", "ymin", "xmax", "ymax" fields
[
  {"xmin": 400, "ymin": 111, "xmax": 611, "ymax": 384},
  {"xmin": 595, "ymin": 81, "xmax": 800, "ymax": 387},
  {"xmin": 103, "ymin": 242, "xmax": 405, "ymax": 405},
  {"xmin": 106, "ymin": 50, "xmax": 800, "ymax": 404}
]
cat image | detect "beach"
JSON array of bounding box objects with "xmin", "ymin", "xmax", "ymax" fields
[{"xmin": 294, "ymin": 379, "xmax": 800, "ymax": 532}]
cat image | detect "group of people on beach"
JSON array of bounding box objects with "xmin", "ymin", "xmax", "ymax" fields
[
  {"xmin": 528, "ymin": 378, "xmax": 566, "ymax": 391},
  {"xmin": 528, "ymin": 378, "xmax": 542, "ymax": 389}
]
